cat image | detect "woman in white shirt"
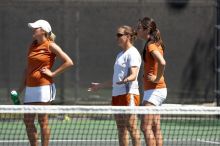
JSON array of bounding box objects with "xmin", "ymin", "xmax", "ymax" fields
[{"xmin": 89, "ymin": 25, "xmax": 142, "ymax": 146}]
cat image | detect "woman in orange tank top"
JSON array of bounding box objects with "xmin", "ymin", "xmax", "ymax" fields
[
  {"xmin": 136, "ymin": 17, "xmax": 167, "ymax": 146},
  {"xmin": 17, "ymin": 20, "xmax": 73, "ymax": 146}
]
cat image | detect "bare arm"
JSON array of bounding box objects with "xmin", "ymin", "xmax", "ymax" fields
[
  {"xmin": 116, "ymin": 66, "xmax": 139, "ymax": 84},
  {"xmin": 88, "ymin": 67, "xmax": 139, "ymax": 91},
  {"xmin": 41, "ymin": 43, "xmax": 74, "ymax": 77},
  {"xmin": 17, "ymin": 68, "xmax": 27, "ymax": 95},
  {"xmin": 88, "ymin": 80, "xmax": 112, "ymax": 92},
  {"xmin": 147, "ymin": 50, "xmax": 166, "ymax": 83}
]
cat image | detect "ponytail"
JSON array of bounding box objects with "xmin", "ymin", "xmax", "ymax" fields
[
  {"xmin": 31, "ymin": 31, "xmax": 56, "ymax": 45},
  {"xmin": 129, "ymin": 30, "xmax": 137, "ymax": 44},
  {"xmin": 150, "ymin": 29, "xmax": 165, "ymax": 50},
  {"xmin": 139, "ymin": 17, "xmax": 165, "ymax": 61},
  {"xmin": 143, "ymin": 29, "xmax": 165, "ymax": 61},
  {"xmin": 130, "ymin": 29, "xmax": 137, "ymax": 44},
  {"xmin": 48, "ymin": 32, "xmax": 56, "ymax": 42}
]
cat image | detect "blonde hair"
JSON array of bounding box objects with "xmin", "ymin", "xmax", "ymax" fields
[
  {"xmin": 32, "ymin": 30, "xmax": 56, "ymax": 45},
  {"xmin": 119, "ymin": 25, "xmax": 137, "ymax": 44},
  {"xmin": 47, "ymin": 32, "xmax": 56, "ymax": 42}
]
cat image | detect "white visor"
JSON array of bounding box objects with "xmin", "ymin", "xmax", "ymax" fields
[{"xmin": 28, "ymin": 19, "xmax": 52, "ymax": 33}]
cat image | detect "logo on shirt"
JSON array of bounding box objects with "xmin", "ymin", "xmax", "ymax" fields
[{"xmin": 40, "ymin": 50, "xmax": 45, "ymax": 53}]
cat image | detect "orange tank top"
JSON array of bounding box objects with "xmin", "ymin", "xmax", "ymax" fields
[
  {"xmin": 143, "ymin": 43, "xmax": 166, "ymax": 90},
  {"xmin": 26, "ymin": 40, "xmax": 56, "ymax": 87}
]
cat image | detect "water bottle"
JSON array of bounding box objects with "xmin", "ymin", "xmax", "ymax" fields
[{"xmin": 10, "ymin": 90, "xmax": 20, "ymax": 105}]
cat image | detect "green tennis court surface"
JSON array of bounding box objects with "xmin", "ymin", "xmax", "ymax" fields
[{"xmin": 0, "ymin": 117, "xmax": 219, "ymax": 146}]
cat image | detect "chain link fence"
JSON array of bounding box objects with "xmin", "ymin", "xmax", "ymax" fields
[{"xmin": 0, "ymin": 0, "xmax": 216, "ymax": 104}]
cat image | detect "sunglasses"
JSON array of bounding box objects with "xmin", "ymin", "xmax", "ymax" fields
[{"xmin": 116, "ymin": 33, "xmax": 127, "ymax": 38}]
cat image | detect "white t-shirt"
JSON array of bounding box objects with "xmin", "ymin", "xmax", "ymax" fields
[{"xmin": 112, "ymin": 46, "xmax": 142, "ymax": 96}]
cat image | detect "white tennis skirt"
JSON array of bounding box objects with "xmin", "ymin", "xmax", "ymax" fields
[
  {"xmin": 143, "ymin": 88, "xmax": 167, "ymax": 106},
  {"xmin": 24, "ymin": 84, "xmax": 56, "ymax": 103}
]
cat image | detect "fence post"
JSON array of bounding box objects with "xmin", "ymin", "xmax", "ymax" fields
[
  {"xmin": 74, "ymin": 8, "xmax": 80, "ymax": 103},
  {"xmin": 216, "ymin": 0, "xmax": 220, "ymax": 106}
]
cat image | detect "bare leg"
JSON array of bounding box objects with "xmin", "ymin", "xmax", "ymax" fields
[
  {"xmin": 126, "ymin": 114, "xmax": 141, "ymax": 146},
  {"xmin": 153, "ymin": 115, "xmax": 163, "ymax": 146},
  {"xmin": 141, "ymin": 114, "xmax": 156, "ymax": 146},
  {"xmin": 115, "ymin": 114, "xmax": 129, "ymax": 146},
  {"xmin": 38, "ymin": 114, "xmax": 50, "ymax": 146},
  {"xmin": 24, "ymin": 113, "xmax": 38, "ymax": 146},
  {"xmin": 141, "ymin": 101, "xmax": 157, "ymax": 146}
]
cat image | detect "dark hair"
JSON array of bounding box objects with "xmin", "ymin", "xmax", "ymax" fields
[
  {"xmin": 120, "ymin": 25, "xmax": 137, "ymax": 44},
  {"xmin": 139, "ymin": 17, "xmax": 165, "ymax": 61}
]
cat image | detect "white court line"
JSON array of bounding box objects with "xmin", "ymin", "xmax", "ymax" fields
[
  {"xmin": 0, "ymin": 140, "xmax": 118, "ymax": 143},
  {"xmin": 197, "ymin": 139, "xmax": 220, "ymax": 145},
  {"xmin": 0, "ymin": 139, "xmax": 220, "ymax": 144}
]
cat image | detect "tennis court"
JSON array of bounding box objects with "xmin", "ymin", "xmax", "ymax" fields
[
  {"xmin": 0, "ymin": 105, "xmax": 219, "ymax": 146},
  {"xmin": 0, "ymin": 121, "xmax": 220, "ymax": 146}
]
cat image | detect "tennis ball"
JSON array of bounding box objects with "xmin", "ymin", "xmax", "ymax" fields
[{"xmin": 64, "ymin": 115, "xmax": 71, "ymax": 122}]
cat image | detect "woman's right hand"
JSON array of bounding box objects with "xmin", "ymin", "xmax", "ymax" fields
[{"xmin": 88, "ymin": 82, "xmax": 101, "ymax": 92}]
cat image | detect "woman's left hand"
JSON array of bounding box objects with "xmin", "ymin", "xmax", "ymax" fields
[
  {"xmin": 116, "ymin": 78, "xmax": 128, "ymax": 85},
  {"xmin": 41, "ymin": 67, "xmax": 55, "ymax": 77},
  {"xmin": 147, "ymin": 74, "xmax": 159, "ymax": 83},
  {"xmin": 116, "ymin": 80, "xmax": 125, "ymax": 85}
]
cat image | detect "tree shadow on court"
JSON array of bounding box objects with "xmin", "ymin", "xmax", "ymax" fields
[{"xmin": 179, "ymin": 25, "xmax": 215, "ymax": 104}]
